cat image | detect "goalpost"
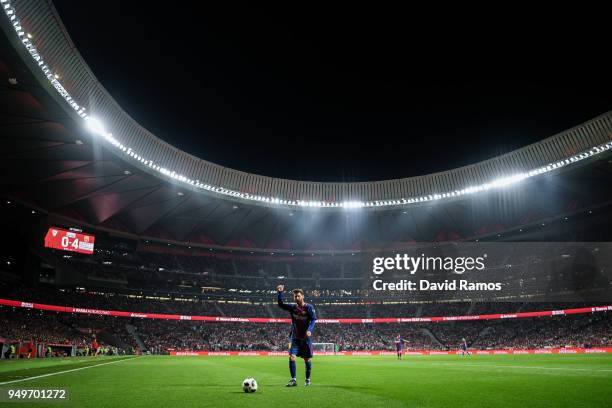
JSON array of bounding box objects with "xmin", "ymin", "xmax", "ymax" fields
[{"xmin": 312, "ymin": 343, "xmax": 336, "ymax": 354}]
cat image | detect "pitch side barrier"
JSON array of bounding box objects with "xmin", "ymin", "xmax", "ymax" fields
[
  {"xmin": 0, "ymin": 298, "xmax": 610, "ymax": 323},
  {"xmin": 170, "ymin": 348, "xmax": 612, "ymax": 356}
]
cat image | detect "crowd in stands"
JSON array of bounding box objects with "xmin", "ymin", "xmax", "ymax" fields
[
  {"xmin": 3, "ymin": 307, "xmax": 609, "ymax": 354},
  {"xmin": 471, "ymin": 314, "xmax": 612, "ymax": 349},
  {"xmin": 0, "ymin": 308, "xmax": 90, "ymax": 347},
  {"xmin": 1, "ymin": 282, "xmax": 598, "ymax": 320},
  {"xmin": 2, "ymin": 284, "xmax": 610, "ymax": 355}
]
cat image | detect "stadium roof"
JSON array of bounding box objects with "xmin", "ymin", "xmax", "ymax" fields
[{"xmin": 1, "ymin": 1, "xmax": 612, "ymax": 250}]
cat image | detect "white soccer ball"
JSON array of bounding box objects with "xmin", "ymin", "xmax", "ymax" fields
[{"xmin": 243, "ymin": 378, "xmax": 258, "ymax": 393}]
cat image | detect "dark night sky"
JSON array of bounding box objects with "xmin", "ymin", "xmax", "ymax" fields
[{"xmin": 53, "ymin": 2, "xmax": 611, "ymax": 182}]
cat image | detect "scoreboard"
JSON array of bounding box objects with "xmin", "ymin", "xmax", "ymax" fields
[{"xmin": 44, "ymin": 227, "xmax": 95, "ymax": 255}]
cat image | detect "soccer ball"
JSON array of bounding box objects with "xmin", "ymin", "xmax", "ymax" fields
[{"xmin": 243, "ymin": 378, "xmax": 258, "ymax": 393}]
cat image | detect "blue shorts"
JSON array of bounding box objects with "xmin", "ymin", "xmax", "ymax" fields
[{"xmin": 289, "ymin": 338, "xmax": 313, "ymax": 359}]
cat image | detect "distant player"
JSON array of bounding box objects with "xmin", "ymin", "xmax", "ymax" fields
[
  {"xmin": 395, "ymin": 334, "xmax": 404, "ymax": 360},
  {"xmin": 460, "ymin": 338, "xmax": 470, "ymax": 356},
  {"xmin": 276, "ymin": 285, "xmax": 317, "ymax": 387},
  {"xmin": 91, "ymin": 337, "xmax": 99, "ymax": 356}
]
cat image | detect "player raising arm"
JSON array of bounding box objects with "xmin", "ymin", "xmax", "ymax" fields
[
  {"xmin": 395, "ymin": 334, "xmax": 404, "ymax": 360},
  {"xmin": 276, "ymin": 284, "xmax": 317, "ymax": 387}
]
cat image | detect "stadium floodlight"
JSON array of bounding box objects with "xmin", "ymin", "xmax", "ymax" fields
[
  {"xmin": 341, "ymin": 201, "xmax": 363, "ymax": 209},
  {"xmin": 487, "ymin": 173, "xmax": 528, "ymax": 189},
  {"xmin": 85, "ymin": 117, "xmax": 107, "ymax": 135}
]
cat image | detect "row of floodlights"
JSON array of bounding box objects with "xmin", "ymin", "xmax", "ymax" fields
[
  {"xmin": 3, "ymin": 0, "xmax": 86, "ymax": 118},
  {"xmin": 3, "ymin": 1, "xmax": 611, "ymax": 209},
  {"xmin": 84, "ymin": 116, "xmax": 612, "ymax": 209}
]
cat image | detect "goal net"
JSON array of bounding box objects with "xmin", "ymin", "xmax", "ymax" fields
[{"xmin": 312, "ymin": 343, "xmax": 336, "ymax": 354}]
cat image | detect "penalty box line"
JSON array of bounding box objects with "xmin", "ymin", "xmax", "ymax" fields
[{"xmin": 0, "ymin": 356, "xmax": 142, "ymax": 385}]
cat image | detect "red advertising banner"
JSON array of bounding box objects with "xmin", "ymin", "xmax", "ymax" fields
[
  {"xmin": 44, "ymin": 227, "xmax": 95, "ymax": 255},
  {"xmin": 170, "ymin": 348, "xmax": 612, "ymax": 356},
  {"xmin": 0, "ymin": 298, "xmax": 610, "ymax": 324}
]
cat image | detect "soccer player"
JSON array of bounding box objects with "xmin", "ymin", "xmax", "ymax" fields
[
  {"xmin": 460, "ymin": 337, "xmax": 470, "ymax": 356},
  {"xmin": 276, "ymin": 285, "xmax": 317, "ymax": 387},
  {"xmin": 4, "ymin": 344, "xmax": 15, "ymax": 360},
  {"xmin": 91, "ymin": 337, "xmax": 99, "ymax": 356},
  {"xmin": 395, "ymin": 334, "xmax": 404, "ymax": 360}
]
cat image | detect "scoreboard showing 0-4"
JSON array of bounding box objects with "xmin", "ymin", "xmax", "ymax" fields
[{"xmin": 44, "ymin": 227, "xmax": 95, "ymax": 255}]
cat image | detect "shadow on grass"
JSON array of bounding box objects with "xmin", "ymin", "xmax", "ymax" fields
[
  {"xmin": 163, "ymin": 384, "xmax": 236, "ymax": 388},
  {"xmin": 316, "ymin": 384, "xmax": 378, "ymax": 391},
  {"xmin": 164, "ymin": 383, "xmax": 376, "ymax": 392}
]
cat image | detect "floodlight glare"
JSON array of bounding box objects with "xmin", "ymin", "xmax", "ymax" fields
[{"xmin": 85, "ymin": 117, "xmax": 107, "ymax": 135}]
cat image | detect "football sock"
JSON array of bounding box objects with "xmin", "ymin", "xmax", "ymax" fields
[
  {"xmin": 289, "ymin": 360, "xmax": 296, "ymax": 379},
  {"xmin": 305, "ymin": 361, "xmax": 312, "ymax": 379}
]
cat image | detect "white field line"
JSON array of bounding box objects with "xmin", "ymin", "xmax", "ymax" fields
[{"xmin": 0, "ymin": 356, "xmax": 141, "ymax": 385}]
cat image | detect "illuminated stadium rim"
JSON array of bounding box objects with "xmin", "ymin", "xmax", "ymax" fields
[
  {"xmin": 1, "ymin": 298, "xmax": 610, "ymax": 324},
  {"xmin": 3, "ymin": 1, "xmax": 612, "ymax": 210}
]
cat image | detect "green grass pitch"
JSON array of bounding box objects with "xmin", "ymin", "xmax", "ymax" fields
[{"xmin": 0, "ymin": 354, "xmax": 610, "ymax": 407}]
